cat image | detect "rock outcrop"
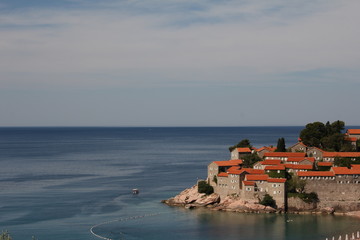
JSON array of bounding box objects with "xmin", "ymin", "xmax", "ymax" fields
[{"xmin": 163, "ymin": 186, "xmax": 278, "ymax": 213}]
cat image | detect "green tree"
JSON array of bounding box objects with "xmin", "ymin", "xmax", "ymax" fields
[
  {"xmin": 241, "ymin": 153, "xmax": 261, "ymax": 168},
  {"xmin": 260, "ymin": 194, "xmax": 276, "ymax": 208},
  {"xmin": 287, "ymin": 174, "xmax": 306, "ymax": 193},
  {"xmin": 275, "ymin": 138, "xmax": 286, "ymax": 152},
  {"xmin": 229, "ymin": 139, "xmax": 252, "ymax": 152},
  {"xmin": 198, "ymin": 181, "xmax": 214, "ymax": 195}
]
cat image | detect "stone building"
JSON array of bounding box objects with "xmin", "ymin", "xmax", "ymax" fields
[{"xmin": 230, "ymin": 147, "xmax": 252, "ymax": 160}]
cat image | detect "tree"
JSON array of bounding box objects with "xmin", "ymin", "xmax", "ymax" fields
[
  {"xmin": 260, "ymin": 194, "xmax": 276, "ymax": 208},
  {"xmin": 287, "ymin": 174, "xmax": 306, "ymax": 193},
  {"xmin": 241, "ymin": 153, "xmax": 261, "ymax": 168},
  {"xmin": 198, "ymin": 181, "xmax": 214, "ymax": 195},
  {"xmin": 275, "ymin": 138, "xmax": 286, "ymax": 152},
  {"xmin": 229, "ymin": 139, "xmax": 252, "ymax": 152}
]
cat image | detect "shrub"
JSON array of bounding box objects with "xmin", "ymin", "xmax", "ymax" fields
[
  {"xmin": 260, "ymin": 194, "xmax": 276, "ymax": 208},
  {"xmin": 198, "ymin": 181, "xmax": 214, "ymax": 195}
]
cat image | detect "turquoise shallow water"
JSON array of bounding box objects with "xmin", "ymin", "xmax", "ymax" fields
[{"xmin": 0, "ymin": 127, "xmax": 359, "ymax": 240}]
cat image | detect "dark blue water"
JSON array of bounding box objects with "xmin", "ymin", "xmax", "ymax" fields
[{"xmin": 0, "ymin": 127, "xmax": 358, "ymax": 240}]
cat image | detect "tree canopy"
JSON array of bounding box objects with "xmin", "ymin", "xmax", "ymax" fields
[
  {"xmin": 229, "ymin": 139, "xmax": 252, "ymax": 152},
  {"xmin": 299, "ymin": 120, "xmax": 350, "ymax": 151},
  {"xmin": 275, "ymin": 138, "xmax": 286, "ymax": 152}
]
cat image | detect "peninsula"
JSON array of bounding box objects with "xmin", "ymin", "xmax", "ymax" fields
[{"xmin": 164, "ymin": 121, "xmax": 360, "ymax": 215}]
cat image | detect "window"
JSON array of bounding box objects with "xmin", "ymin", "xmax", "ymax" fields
[
  {"xmin": 273, "ymin": 191, "xmax": 277, "ymax": 194},
  {"xmin": 278, "ymin": 191, "xmax": 281, "ymax": 194},
  {"xmin": 246, "ymin": 187, "xmax": 252, "ymax": 191}
]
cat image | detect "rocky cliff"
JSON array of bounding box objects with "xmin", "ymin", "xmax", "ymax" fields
[{"xmin": 162, "ymin": 185, "xmax": 278, "ymax": 213}]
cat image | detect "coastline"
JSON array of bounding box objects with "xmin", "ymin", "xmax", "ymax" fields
[{"xmin": 163, "ymin": 185, "xmax": 360, "ymax": 216}]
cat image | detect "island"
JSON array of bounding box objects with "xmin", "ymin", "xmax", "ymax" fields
[{"xmin": 163, "ymin": 121, "xmax": 360, "ymax": 216}]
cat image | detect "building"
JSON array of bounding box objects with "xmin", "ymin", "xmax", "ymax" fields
[{"xmin": 230, "ymin": 147, "xmax": 252, "ymax": 160}]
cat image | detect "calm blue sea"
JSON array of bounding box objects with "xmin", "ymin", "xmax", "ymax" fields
[{"xmin": 0, "ymin": 127, "xmax": 359, "ymax": 240}]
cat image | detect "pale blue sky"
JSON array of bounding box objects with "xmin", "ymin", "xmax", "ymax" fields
[{"xmin": 1, "ymin": 0, "xmax": 359, "ymax": 126}]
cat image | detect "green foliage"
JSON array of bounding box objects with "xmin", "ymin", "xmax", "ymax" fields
[
  {"xmin": 229, "ymin": 139, "xmax": 252, "ymax": 152},
  {"xmin": 260, "ymin": 194, "xmax": 276, "ymax": 208},
  {"xmin": 241, "ymin": 153, "xmax": 261, "ymax": 168},
  {"xmin": 275, "ymin": 138, "xmax": 286, "ymax": 152},
  {"xmin": 357, "ymin": 139, "xmax": 360, "ymax": 151},
  {"xmin": 317, "ymin": 166, "xmax": 331, "ymax": 171},
  {"xmin": 333, "ymin": 157, "xmax": 360, "ymax": 168},
  {"xmin": 267, "ymin": 170, "xmax": 286, "ymax": 178},
  {"xmin": 198, "ymin": 181, "xmax": 214, "ymax": 195},
  {"xmin": 286, "ymin": 174, "xmax": 306, "ymax": 194},
  {"xmin": 299, "ymin": 192, "xmax": 319, "ymax": 204},
  {"xmin": 212, "ymin": 175, "xmax": 217, "ymax": 184},
  {"xmin": 0, "ymin": 231, "xmax": 12, "ymax": 240},
  {"xmin": 299, "ymin": 120, "xmax": 346, "ymax": 151}
]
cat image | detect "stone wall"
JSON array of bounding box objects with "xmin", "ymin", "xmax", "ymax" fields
[{"xmin": 304, "ymin": 178, "xmax": 360, "ymax": 211}]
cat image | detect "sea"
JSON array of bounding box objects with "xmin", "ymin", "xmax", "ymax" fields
[{"xmin": 0, "ymin": 127, "xmax": 359, "ymax": 240}]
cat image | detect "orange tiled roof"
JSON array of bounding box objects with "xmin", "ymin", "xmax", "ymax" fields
[
  {"xmin": 347, "ymin": 129, "xmax": 360, "ymax": 135},
  {"xmin": 265, "ymin": 165, "xmax": 286, "ymax": 171},
  {"xmin": 218, "ymin": 172, "xmax": 228, "ymax": 177},
  {"xmin": 264, "ymin": 152, "xmax": 306, "ymax": 158},
  {"xmin": 246, "ymin": 174, "xmax": 268, "ymax": 181},
  {"xmin": 243, "ymin": 181, "xmax": 256, "ymax": 186},
  {"xmin": 332, "ymin": 167, "xmax": 360, "ymax": 175},
  {"xmin": 213, "ymin": 159, "xmax": 243, "ymax": 166},
  {"xmin": 344, "ymin": 137, "xmax": 357, "ymax": 142},
  {"xmin": 286, "ymin": 157, "xmax": 315, "ymax": 163},
  {"xmin": 267, "ymin": 178, "xmax": 287, "ymax": 183},
  {"xmin": 261, "ymin": 159, "xmax": 282, "ymax": 165},
  {"xmin": 297, "ymin": 171, "xmax": 335, "ymax": 177},
  {"xmin": 351, "ymin": 164, "xmax": 360, "ymax": 169},
  {"xmin": 256, "ymin": 146, "xmax": 277, "ymax": 152},
  {"xmin": 317, "ymin": 162, "xmax": 333, "ymax": 167},
  {"xmin": 285, "ymin": 164, "xmax": 313, "ymax": 170},
  {"xmin": 323, "ymin": 152, "xmax": 360, "ymax": 158},
  {"xmin": 236, "ymin": 147, "xmax": 252, "ymax": 153}
]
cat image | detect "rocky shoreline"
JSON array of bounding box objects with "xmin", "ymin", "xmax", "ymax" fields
[{"xmin": 162, "ymin": 185, "xmax": 360, "ymax": 216}]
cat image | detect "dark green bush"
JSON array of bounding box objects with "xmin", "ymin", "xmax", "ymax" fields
[
  {"xmin": 198, "ymin": 181, "xmax": 214, "ymax": 195},
  {"xmin": 260, "ymin": 194, "xmax": 276, "ymax": 208}
]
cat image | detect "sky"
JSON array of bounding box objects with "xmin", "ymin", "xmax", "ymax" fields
[{"xmin": 0, "ymin": 0, "xmax": 359, "ymax": 127}]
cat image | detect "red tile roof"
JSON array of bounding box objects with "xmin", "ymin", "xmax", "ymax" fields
[
  {"xmin": 213, "ymin": 159, "xmax": 243, "ymax": 166},
  {"xmin": 347, "ymin": 129, "xmax": 360, "ymax": 135},
  {"xmin": 323, "ymin": 152, "xmax": 360, "ymax": 158},
  {"xmin": 265, "ymin": 165, "xmax": 286, "ymax": 171},
  {"xmin": 256, "ymin": 146, "xmax": 277, "ymax": 152},
  {"xmin": 297, "ymin": 171, "xmax": 335, "ymax": 177},
  {"xmin": 264, "ymin": 152, "xmax": 306, "ymax": 158},
  {"xmin": 317, "ymin": 162, "xmax": 333, "ymax": 167},
  {"xmin": 261, "ymin": 159, "xmax": 282, "ymax": 165},
  {"xmin": 267, "ymin": 178, "xmax": 287, "ymax": 183},
  {"xmin": 243, "ymin": 181, "xmax": 256, "ymax": 186},
  {"xmin": 236, "ymin": 147, "xmax": 252, "ymax": 153},
  {"xmin": 344, "ymin": 137, "xmax": 357, "ymax": 142},
  {"xmin": 245, "ymin": 174, "xmax": 269, "ymax": 181},
  {"xmin": 286, "ymin": 157, "xmax": 315, "ymax": 163},
  {"xmin": 351, "ymin": 164, "xmax": 360, "ymax": 169},
  {"xmin": 218, "ymin": 172, "xmax": 228, "ymax": 177},
  {"xmin": 332, "ymin": 167, "xmax": 360, "ymax": 175},
  {"xmin": 285, "ymin": 164, "xmax": 313, "ymax": 170}
]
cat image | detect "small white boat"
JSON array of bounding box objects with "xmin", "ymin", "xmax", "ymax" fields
[{"xmin": 132, "ymin": 189, "xmax": 139, "ymax": 194}]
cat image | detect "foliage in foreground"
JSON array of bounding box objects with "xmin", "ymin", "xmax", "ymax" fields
[
  {"xmin": 198, "ymin": 181, "xmax": 214, "ymax": 195},
  {"xmin": 260, "ymin": 194, "xmax": 276, "ymax": 208}
]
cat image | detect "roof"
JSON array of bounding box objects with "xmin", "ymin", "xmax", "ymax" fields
[
  {"xmin": 317, "ymin": 162, "xmax": 333, "ymax": 167},
  {"xmin": 351, "ymin": 164, "xmax": 360, "ymax": 169},
  {"xmin": 344, "ymin": 137, "xmax": 357, "ymax": 142},
  {"xmin": 267, "ymin": 178, "xmax": 287, "ymax": 183},
  {"xmin": 323, "ymin": 152, "xmax": 360, "ymax": 158},
  {"xmin": 256, "ymin": 146, "xmax": 277, "ymax": 152},
  {"xmin": 212, "ymin": 159, "xmax": 243, "ymax": 166},
  {"xmin": 245, "ymin": 174, "xmax": 269, "ymax": 181},
  {"xmin": 297, "ymin": 171, "xmax": 335, "ymax": 177},
  {"xmin": 218, "ymin": 172, "xmax": 228, "ymax": 177},
  {"xmin": 261, "ymin": 159, "xmax": 282, "ymax": 165},
  {"xmin": 236, "ymin": 147, "xmax": 252, "ymax": 153},
  {"xmin": 332, "ymin": 167, "xmax": 360, "ymax": 175},
  {"xmin": 265, "ymin": 165, "xmax": 286, "ymax": 171},
  {"xmin": 347, "ymin": 129, "xmax": 360, "ymax": 135},
  {"xmin": 264, "ymin": 152, "xmax": 306, "ymax": 158},
  {"xmin": 284, "ymin": 164, "xmax": 313, "ymax": 170},
  {"xmin": 243, "ymin": 181, "xmax": 256, "ymax": 186},
  {"xmin": 286, "ymin": 157, "xmax": 315, "ymax": 163}
]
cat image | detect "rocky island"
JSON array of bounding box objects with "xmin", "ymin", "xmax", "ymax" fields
[{"xmin": 164, "ymin": 121, "xmax": 360, "ymax": 216}]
